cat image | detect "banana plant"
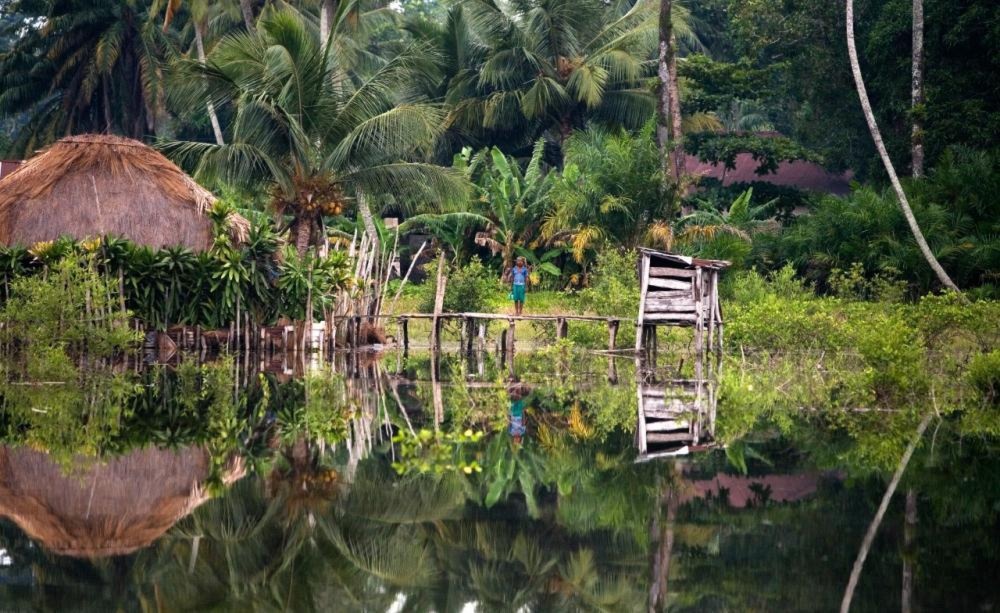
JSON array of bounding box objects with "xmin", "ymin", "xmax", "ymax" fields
[
  {"xmin": 459, "ymin": 140, "xmax": 555, "ymax": 270},
  {"xmin": 481, "ymin": 433, "xmax": 547, "ymax": 518}
]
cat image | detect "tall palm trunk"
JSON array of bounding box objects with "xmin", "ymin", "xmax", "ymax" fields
[
  {"xmin": 668, "ymin": 33, "xmax": 684, "ymax": 181},
  {"xmin": 239, "ymin": 0, "xmax": 255, "ymax": 30},
  {"xmin": 193, "ymin": 21, "xmax": 225, "ymax": 146},
  {"xmin": 295, "ymin": 217, "xmax": 313, "ymax": 257},
  {"xmin": 357, "ymin": 192, "xmax": 380, "ymax": 248},
  {"xmin": 902, "ymin": 489, "xmax": 917, "ymax": 613},
  {"xmin": 657, "ymin": 1, "xmax": 685, "ymax": 194},
  {"xmin": 320, "ymin": 0, "xmax": 337, "ymax": 52},
  {"xmin": 911, "ymin": 0, "xmax": 924, "ymax": 177},
  {"xmin": 656, "ymin": 0, "xmax": 673, "ymax": 181},
  {"xmin": 648, "ymin": 476, "xmax": 678, "ymax": 612},
  {"xmin": 845, "ymin": 0, "xmax": 960, "ymax": 293}
]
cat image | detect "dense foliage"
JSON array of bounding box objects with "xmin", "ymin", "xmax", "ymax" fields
[{"xmin": 1, "ymin": 0, "xmax": 996, "ymax": 298}]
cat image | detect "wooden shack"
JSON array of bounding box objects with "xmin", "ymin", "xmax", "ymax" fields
[{"xmin": 635, "ymin": 248, "xmax": 730, "ymax": 356}]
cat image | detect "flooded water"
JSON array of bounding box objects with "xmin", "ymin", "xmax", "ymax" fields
[{"xmin": 0, "ymin": 348, "xmax": 997, "ymax": 612}]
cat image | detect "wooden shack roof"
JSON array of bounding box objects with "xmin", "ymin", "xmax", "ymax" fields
[{"xmin": 638, "ymin": 248, "xmax": 731, "ymax": 270}]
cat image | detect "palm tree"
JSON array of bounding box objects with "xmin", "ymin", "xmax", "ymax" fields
[
  {"xmin": 542, "ymin": 125, "xmax": 677, "ymax": 264},
  {"xmin": 676, "ymin": 188, "xmax": 772, "ymax": 244},
  {"xmin": 457, "ymin": 0, "xmax": 662, "ymax": 153},
  {"xmin": 0, "ymin": 0, "xmax": 176, "ymax": 154},
  {"xmin": 166, "ymin": 7, "xmax": 467, "ymax": 256},
  {"xmin": 844, "ymin": 0, "xmax": 960, "ymax": 293}
]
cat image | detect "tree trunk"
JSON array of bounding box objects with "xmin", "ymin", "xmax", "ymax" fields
[
  {"xmin": 845, "ymin": 0, "xmax": 961, "ymax": 293},
  {"xmin": 320, "ymin": 0, "xmax": 337, "ymax": 52},
  {"xmin": 656, "ymin": 0, "xmax": 673, "ymax": 181},
  {"xmin": 668, "ymin": 33, "xmax": 685, "ymax": 181},
  {"xmin": 911, "ymin": 0, "xmax": 924, "ymax": 178},
  {"xmin": 649, "ymin": 477, "xmax": 678, "ymax": 612},
  {"xmin": 239, "ymin": 0, "xmax": 254, "ymax": 30},
  {"xmin": 357, "ymin": 192, "xmax": 380, "ymax": 249},
  {"xmin": 902, "ymin": 489, "xmax": 917, "ymax": 613},
  {"xmin": 295, "ymin": 217, "xmax": 313, "ymax": 257},
  {"xmin": 194, "ymin": 21, "xmax": 225, "ymax": 146},
  {"xmin": 840, "ymin": 412, "xmax": 933, "ymax": 613}
]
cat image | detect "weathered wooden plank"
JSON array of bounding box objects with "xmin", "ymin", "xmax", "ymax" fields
[
  {"xmin": 645, "ymin": 296, "xmax": 696, "ymax": 307},
  {"xmin": 644, "ymin": 313, "xmax": 698, "ymax": 322},
  {"xmin": 649, "ymin": 267, "xmax": 697, "ymax": 278},
  {"xmin": 647, "ymin": 277, "xmax": 692, "ymax": 291},
  {"xmin": 646, "ymin": 290, "xmax": 690, "ymax": 300},
  {"xmin": 645, "ymin": 303, "xmax": 697, "ymax": 314},
  {"xmin": 642, "ymin": 387, "xmax": 698, "ymax": 398},
  {"xmin": 645, "ymin": 420, "xmax": 689, "ymax": 432},
  {"xmin": 635, "ymin": 254, "xmax": 650, "ymax": 349},
  {"xmin": 647, "ymin": 432, "xmax": 695, "ymax": 443},
  {"xmin": 643, "ymin": 396, "xmax": 694, "ymax": 410},
  {"xmin": 645, "ymin": 409, "xmax": 695, "ymax": 420}
]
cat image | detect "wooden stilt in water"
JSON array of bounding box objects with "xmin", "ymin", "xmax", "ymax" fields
[{"xmin": 608, "ymin": 319, "xmax": 620, "ymax": 351}]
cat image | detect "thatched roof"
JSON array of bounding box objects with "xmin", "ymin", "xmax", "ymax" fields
[
  {"xmin": 0, "ymin": 135, "xmax": 248, "ymax": 251},
  {"xmin": 0, "ymin": 445, "xmax": 244, "ymax": 558}
]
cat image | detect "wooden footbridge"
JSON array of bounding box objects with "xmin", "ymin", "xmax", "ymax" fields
[{"xmin": 389, "ymin": 312, "xmax": 624, "ymax": 353}]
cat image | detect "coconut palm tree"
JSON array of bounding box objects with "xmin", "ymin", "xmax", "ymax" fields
[
  {"xmin": 0, "ymin": 0, "xmax": 176, "ymax": 154},
  {"xmin": 166, "ymin": 7, "xmax": 467, "ymax": 256},
  {"xmin": 542, "ymin": 125, "xmax": 678, "ymax": 264},
  {"xmin": 456, "ymin": 0, "xmax": 663, "ymax": 153}
]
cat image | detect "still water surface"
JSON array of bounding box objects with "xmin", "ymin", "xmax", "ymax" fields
[{"xmin": 0, "ymin": 349, "xmax": 997, "ymax": 612}]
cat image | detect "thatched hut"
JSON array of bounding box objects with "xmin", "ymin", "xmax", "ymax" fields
[
  {"xmin": 0, "ymin": 134, "xmax": 247, "ymax": 250},
  {"xmin": 0, "ymin": 445, "xmax": 244, "ymax": 558}
]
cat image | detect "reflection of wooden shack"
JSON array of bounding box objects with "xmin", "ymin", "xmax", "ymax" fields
[{"xmin": 636, "ymin": 378, "xmax": 717, "ymax": 461}]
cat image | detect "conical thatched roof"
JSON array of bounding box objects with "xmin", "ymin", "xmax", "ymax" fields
[
  {"xmin": 0, "ymin": 445, "xmax": 245, "ymax": 558},
  {"xmin": 0, "ymin": 134, "xmax": 248, "ymax": 251}
]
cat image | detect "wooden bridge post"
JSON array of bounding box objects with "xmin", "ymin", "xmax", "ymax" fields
[
  {"xmin": 556, "ymin": 317, "xmax": 568, "ymax": 340},
  {"xmin": 507, "ymin": 318, "xmax": 515, "ymax": 357},
  {"xmin": 607, "ymin": 319, "xmax": 620, "ymax": 351},
  {"xmin": 477, "ymin": 321, "xmax": 487, "ymax": 351},
  {"xmin": 463, "ymin": 317, "xmax": 475, "ymax": 355},
  {"xmin": 400, "ymin": 318, "xmax": 409, "ymax": 355}
]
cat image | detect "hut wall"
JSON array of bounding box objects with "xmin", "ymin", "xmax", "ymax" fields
[{"xmin": 2, "ymin": 170, "xmax": 214, "ymax": 250}]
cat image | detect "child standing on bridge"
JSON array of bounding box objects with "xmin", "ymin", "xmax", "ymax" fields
[{"xmin": 504, "ymin": 256, "xmax": 530, "ymax": 316}]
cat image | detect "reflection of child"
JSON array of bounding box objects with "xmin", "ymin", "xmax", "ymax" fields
[
  {"xmin": 507, "ymin": 376, "xmax": 530, "ymax": 444},
  {"xmin": 509, "ymin": 397, "xmax": 526, "ymax": 443}
]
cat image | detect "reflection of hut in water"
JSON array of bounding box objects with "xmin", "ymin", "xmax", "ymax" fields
[
  {"xmin": 0, "ymin": 445, "xmax": 243, "ymax": 558},
  {"xmin": 635, "ymin": 378, "xmax": 717, "ymax": 461},
  {"xmin": 0, "ymin": 134, "xmax": 247, "ymax": 250}
]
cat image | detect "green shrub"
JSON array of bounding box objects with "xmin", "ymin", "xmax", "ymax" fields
[
  {"xmin": 828, "ymin": 262, "xmax": 907, "ymax": 302},
  {"xmin": 420, "ymin": 258, "xmax": 500, "ymax": 313},
  {"xmin": 578, "ymin": 248, "xmax": 639, "ymax": 317},
  {"xmin": 967, "ymin": 350, "xmax": 1000, "ymax": 407},
  {"xmin": 725, "ymin": 265, "xmax": 813, "ymax": 303}
]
